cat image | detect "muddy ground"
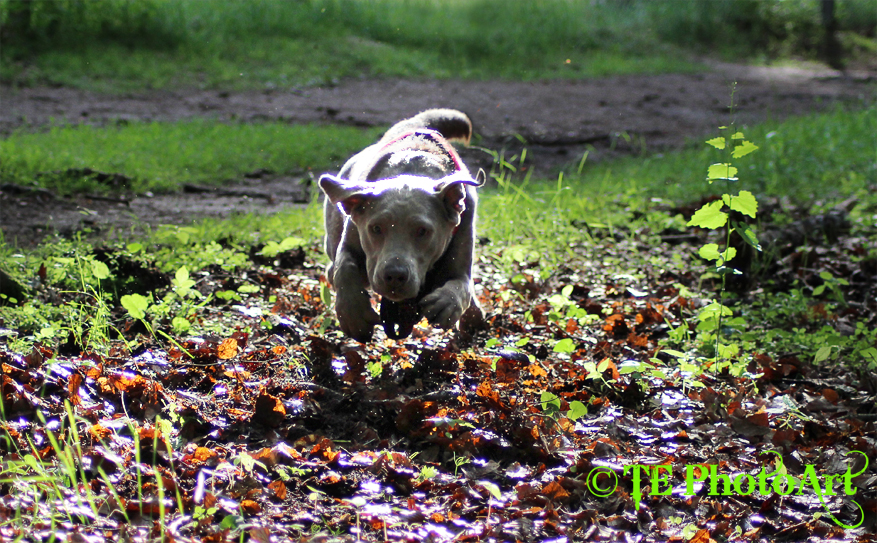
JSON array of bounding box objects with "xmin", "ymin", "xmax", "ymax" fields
[{"xmin": 1, "ymin": 62, "xmax": 873, "ymax": 247}]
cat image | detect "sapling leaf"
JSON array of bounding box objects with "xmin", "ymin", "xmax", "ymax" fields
[
  {"xmin": 705, "ymin": 137, "xmax": 725, "ymax": 149},
  {"xmin": 731, "ymin": 132, "xmax": 745, "ymax": 140},
  {"xmin": 732, "ymin": 220, "xmax": 762, "ymax": 251},
  {"xmin": 723, "ymin": 190, "xmax": 758, "ymax": 218},
  {"xmin": 698, "ymin": 244, "xmax": 721, "ymax": 261},
  {"xmin": 697, "ymin": 302, "xmax": 733, "ymax": 321},
  {"xmin": 721, "ymin": 247, "xmax": 737, "ymax": 262},
  {"xmin": 687, "ymin": 200, "xmax": 728, "ymax": 229},
  {"xmin": 479, "ymin": 481, "xmax": 503, "ymax": 500},
  {"xmin": 732, "ymin": 140, "xmax": 758, "ymax": 158},
  {"xmin": 707, "ymin": 163, "xmax": 738, "ymax": 182}
]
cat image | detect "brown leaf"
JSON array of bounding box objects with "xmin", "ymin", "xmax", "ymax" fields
[
  {"xmin": 688, "ymin": 528, "xmax": 715, "ymax": 543},
  {"xmin": 193, "ymin": 447, "xmax": 218, "ymax": 463},
  {"xmin": 267, "ymin": 480, "xmax": 287, "ymax": 501},
  {"xmin": 68, "ymin": 373, "xmax": 83, "ymax": 405},
  {"xmin": 240, "ymin": 499, "xmax": 261, "ymax": 515},
  {"xmin": 541, "ymin": 479, "xmax": 573, "ymax": 503},
  {"xmin": 87, "ymin": 424, "xmax": 112, "ymax": 441},
  {"xmin": 821, "ymin": 388, "xmax": 839, "ymax": 404},
  {"xmin": 217, "ymin": 338, "xmax": 239, "ymax": 360},
  {"xmin": 495, "ymin": 358, "xmax": 520, "ymax": 383},
  {"xmin": 252, "ymin": 390, "xmax": 286, "ymax": 428}
]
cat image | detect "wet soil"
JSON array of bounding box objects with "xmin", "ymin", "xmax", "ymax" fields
[{"xmin": 1, "ymin": 62, "xmax": 873, "ymax": 247}]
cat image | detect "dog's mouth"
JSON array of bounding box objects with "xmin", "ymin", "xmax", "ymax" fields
[{"xmin": 377, "ymin": 288, "xmax": 416, "ymax": 303}]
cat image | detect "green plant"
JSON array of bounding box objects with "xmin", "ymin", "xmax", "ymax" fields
[{"xmin": 686, "ymin": 91, "xmax": 762, "ymax": 372}]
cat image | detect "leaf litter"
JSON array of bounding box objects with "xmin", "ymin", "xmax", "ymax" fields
[{"xmin": 1, "ymin": 202, "xmax": 876, "ymax": 543}]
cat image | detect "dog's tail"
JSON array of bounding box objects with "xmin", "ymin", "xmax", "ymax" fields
[{"xmin": 382, "ymin": 109, "xmax": 472, "ymax": 145}]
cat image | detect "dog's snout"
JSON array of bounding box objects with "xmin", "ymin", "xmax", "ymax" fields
[{"xmin": 383, "ymin": 264, "xmax": 410, "ymax": 289}]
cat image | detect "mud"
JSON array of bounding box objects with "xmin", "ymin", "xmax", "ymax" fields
[{"xmin": 1, "ymin": 62, "xmax": 873, "ymax": 247}]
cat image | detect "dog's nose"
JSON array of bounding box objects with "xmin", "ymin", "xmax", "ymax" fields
[{"xmin": 383, "ymin": 265, "xmax": 410, "ymax": 289}]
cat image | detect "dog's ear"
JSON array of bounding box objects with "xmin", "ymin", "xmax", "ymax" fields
[
  {"xmin": 434, "ymin": 172, "xmax": 481, "ymax": 216},
  {"xmin": 319, "ymin": 174, "xmax": 373, "ymax": 215}
]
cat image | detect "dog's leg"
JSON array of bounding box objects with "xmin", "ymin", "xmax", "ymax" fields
[
  {"xmin": 419, "ymin": 186, "xmax": 478, "ymax": 328},
  {"xmin": 331, "ymin": 227, "xmax": 380, "ymax": 342}
]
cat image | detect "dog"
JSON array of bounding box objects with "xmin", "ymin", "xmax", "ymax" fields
[{"xmin": 319, "ymin": 109, "xmax": 483, "ymax": 342}]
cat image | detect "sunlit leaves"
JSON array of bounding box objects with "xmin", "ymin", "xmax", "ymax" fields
[
  {"xmin": 731, "ymin": 140, "xmax": 759, "ymax": 158},
  {"xmin": 121, "ymin": 293, "xmax": 149, "ymax": 320},
  {"xmin": 723, "ymin": 190, "xmax": 757, "ymax": 218},
  {"xmin": 172, "ymin": 266, "xmax": 196, "ymax": 297},
  {"xmin": 567, "ymin": 401, "xmax": 588, "ymax": 421},
  {"xmin": 705, "ymin": 136, "xmax": 725, "ymax": 149},
  {"xmin": 553, "ymin": 338, "xmax": 575, "ymax": 353},
  {"xmin": 707, "ymin": 163, "xmax": 738, "ymax": 182},
  {"xmin": 90, "ymin": 259, "xmax": 111, "ymax": 280},
  {"xmin": 698, "ymin": 244, "xmax": 736, "ymax": 262},
  {"xmin": 687, "ymin": 200, "xmax": 728, "ymax": 229}
]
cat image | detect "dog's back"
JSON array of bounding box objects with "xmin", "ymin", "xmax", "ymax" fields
[{"xmin": 339, "ymin": 109, "xmax": 472, "ymax": 183}]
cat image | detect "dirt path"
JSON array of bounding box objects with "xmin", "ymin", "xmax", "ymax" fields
[{"xmin": 1, "ymin": 62, "xmax": 873, "ymax": 246}]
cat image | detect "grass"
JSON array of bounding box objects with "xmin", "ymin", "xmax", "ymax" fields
[
  {"xmin": 4, "ymin": 0, "xmax": 874, "ymax": 92},
  {"xmin": 0, "ymin": 121, "xmax": 383, "ymax": 195},
  {"xmin": 1, "ymin": 104, "xmax": 873, "ymax": 255},
  {"xmin": 569, "ymin": 103, "xmax": 877, "ymax": 204}
]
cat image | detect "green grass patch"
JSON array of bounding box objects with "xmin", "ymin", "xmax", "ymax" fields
[
  {"xmin": 0, "ymin": 121, "xmax": 382, "ymax": 195},
  {"xmin": 569, "ymin": 104, "xmax": 877, "ymax": 204}
]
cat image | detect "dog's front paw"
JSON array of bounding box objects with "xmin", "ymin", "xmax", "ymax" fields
[
  {"xmin": 420, "ymin": 284, "xmax": 468, "ymax": 329},
  {"xmin": 335, "ymin": 289, "xmax": 380, "ymax": 342}
]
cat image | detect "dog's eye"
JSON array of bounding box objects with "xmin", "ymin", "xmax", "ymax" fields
[
  {"xmin": 371, "ymin": 224, "xmax": 382, "ymax": 235},
  {"xmin": 416, "ymin": 227, "xmax": 430, "ymax": 238}
]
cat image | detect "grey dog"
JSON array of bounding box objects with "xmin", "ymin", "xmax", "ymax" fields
[{"xmin": 319, "ymin": 109, "xmax": 483, "ymax": 342}]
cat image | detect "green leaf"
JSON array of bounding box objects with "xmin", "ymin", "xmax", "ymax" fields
[
  {"xmin": 732, "ymin": 220, "xmax": 762, "ymax": 251},
  {"xmin": 171, "ymin": 316, "xmax": 191, "ymax": 334},
  {"xmin": 723, "ymin": 190, "xmax": 758, "ymax": 218},
  {"xmin": 698, "ymin": 243, "xmax": 721, "ymax": 261},
  {"xmin": 697, "ymin": 302, "xmax": 733, "ymax": 322},
  {"xmin": 320, "ymin": 282, "xmax": 333, "ymax": 308},
  {"xmin": 553, "ymin": 338, "xmax": 576, "ymax": 353},
  {"xmin": 707, "ymin": 163, "xmax": 738, "ymax": 182},
  {"xmin": 731, "ymin": 131, "xmax": 745, "ymax": 140},
  {"xmin": 812, "ymin": 285, "xmax": 826, "ymax": 296},
  {"xmin": 687, "ymin": 200, "xmax": 728, "ymax": 229},
  {"xmin": 237, "ymin": 284, "xmax": 260, "ymax": 293},
  {"xmin": 540, "ymin": 391, "xmax": 561, "ymax": 412},
  {"xmin": 732, "ymin": 140, "xmax": 759, "ymax": 158},
  {"xmin": 567, "ymin": 400, "xmax": 588, "ymax": 421},
  {"xmin": 90, "ymin": 260, "xmax": 111, "ymax": 280},
  {"xmin": 173, "ymin": 266, "xmax": 196, "ymax": 295},
  {"xmin": 813, "ymin": 345, "xmax": 833, "ymax": 363},
  {"xmin": 479, "ymin": 480, "xmax": 503, "ymax": 500},
  {"xmin": 661, "ymin": 349, "xmax": 687, "ymax": 358},
  {"xmin": 721, "ymin": 247, "xmax": 737, "ymax": 262},
  {"xmin": 705, "ymin": 137, "xmax": 725, "ymax": 149},
  {"xmin": 121, "ymin": 294, "xmax": 149, "ymax": 320}
]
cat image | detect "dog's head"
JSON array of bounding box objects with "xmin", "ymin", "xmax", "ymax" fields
[{"xmin": 320, "ymin": 172, "xmax": 482, "ymax": 302}]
